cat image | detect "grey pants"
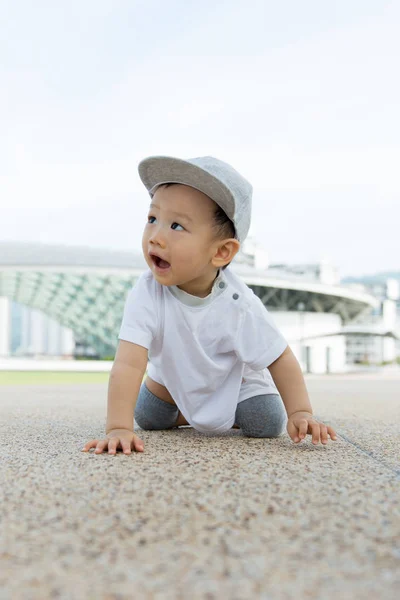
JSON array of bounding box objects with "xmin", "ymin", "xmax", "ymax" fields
[{"xmin": 135, "ymin": 382, "xmax": 287, "ymax": 438}]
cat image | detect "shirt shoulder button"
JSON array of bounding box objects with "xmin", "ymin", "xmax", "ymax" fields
[
  {"xmin": 218, "ymin": 281, "xmax": 225, "ymax": 289},
  {"xmin": 232, "ymin": 293, "xmax": 239, "ymax": 300}
]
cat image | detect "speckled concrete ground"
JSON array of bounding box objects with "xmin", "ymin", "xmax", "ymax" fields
[{"xmin": 1, "ymin": 372, "xmax": 399, "ymax": 599}]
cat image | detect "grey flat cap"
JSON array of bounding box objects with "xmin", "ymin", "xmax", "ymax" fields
[{"xmin": 138, "ymin": 155, "xmax": 252, "ymax": 243}]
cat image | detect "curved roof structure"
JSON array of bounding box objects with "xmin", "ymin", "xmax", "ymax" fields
[{"xmin": 0, "ymin": 241, "xmax": 378, "ymax": 357}]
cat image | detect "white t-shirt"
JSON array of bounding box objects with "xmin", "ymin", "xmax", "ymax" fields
[{"xmin": 118, "ymin": 267, "xmax": 288, "ymax": 434}]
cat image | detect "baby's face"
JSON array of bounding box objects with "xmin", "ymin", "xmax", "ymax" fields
[{"xmin": 142, "ymin": 183, "xmax": 221, "ymax": 294}]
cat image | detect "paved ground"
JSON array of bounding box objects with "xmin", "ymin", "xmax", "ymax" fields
[{"xmin": 1, "ymin": 372, "xmax": 399, "ymax": 599}]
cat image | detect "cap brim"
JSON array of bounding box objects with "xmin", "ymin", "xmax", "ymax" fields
[{"xmin": 138, "ymin": 156, "xmax": 236, "ymax": 225}]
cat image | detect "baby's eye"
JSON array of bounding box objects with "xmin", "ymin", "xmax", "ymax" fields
[
  {"xmin": 147, "ymin": 216, "xmax": 156, "ymax": 224},
  {"xmin": 171, "ymin": 222, "xmax": 184, "ymax": 231}
]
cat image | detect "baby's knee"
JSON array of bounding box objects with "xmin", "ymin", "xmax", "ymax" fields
[
  {"xmin": 235, "ymin": 394, "xmax": 287, "ymax": 438},
  {"xmin": 242, "ymin": 418, "xmax": 286, "ymax": 438},
  {"xmin": 135, "ymin": 383, "xmax": 179, "ymax": 430}
]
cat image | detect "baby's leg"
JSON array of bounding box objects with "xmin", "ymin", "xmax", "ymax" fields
[
  {"xmin": 234, "ymin": 394, "xmax": 287, "ymax": 438},
  {"xmin": 145, "ymin": 376, "xmax": 189, "ymax": 425},
  {"xmin": 134, "ymin": 377, "xmax": 188, "ymax": 430}
]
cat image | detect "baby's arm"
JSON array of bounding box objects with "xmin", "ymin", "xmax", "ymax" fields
[
  {"xmin": 268, "ymin": 345, "xmax": 312, "ymax": 416},
  {"xmin": 268, "ymin": 345, "xmax": 337, "ymax": 445},
  {"xmin": 106, "ymin": 340, "xmax": 148, "ymax": 433},
  {"xmin": 82, "ymin": 340, "xmax": 148, "ymax": 455}
]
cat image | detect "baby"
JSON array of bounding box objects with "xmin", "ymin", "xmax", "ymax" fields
[{"xmin": 82, "ymin": 155, "xmax": 337, "ymax": 455}]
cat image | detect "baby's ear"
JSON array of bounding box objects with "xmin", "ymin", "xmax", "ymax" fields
[{"xmin": 212, "ymin": 239, "xmax": 240, "ymax": 268}]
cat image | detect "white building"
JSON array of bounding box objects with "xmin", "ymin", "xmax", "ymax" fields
[
  {"xmin": 342, "ymin": 279, "xmax": 400, "ymax": 365},
  {"xmin": 0, "ymin": 241, "xmax": 380, "ymax": 373},
  {"xmin": 268, "ymin": 261, "xmax": 340, "ymax": 286},
  {"xmin": 0, "ymin": 297, "xmax": 75, "ymax": 359}
]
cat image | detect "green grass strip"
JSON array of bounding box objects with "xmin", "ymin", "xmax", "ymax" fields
[{"xmin": 0, "ymin": 371, "xmax": 111, "ymax": 385}]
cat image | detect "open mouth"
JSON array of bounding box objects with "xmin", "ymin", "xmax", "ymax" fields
[{"xmin": 151, "ymin": 255, "xmax": 171, "ymax": 270}]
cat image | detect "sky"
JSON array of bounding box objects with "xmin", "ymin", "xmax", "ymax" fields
[{"xmin": 1, "ymin": 0, "xmax": 399, "ymax": 278}]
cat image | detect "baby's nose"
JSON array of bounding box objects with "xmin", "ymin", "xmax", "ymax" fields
[{"xmin": 149, "ymin": 227, "xmax": 166, "ymax": 248}]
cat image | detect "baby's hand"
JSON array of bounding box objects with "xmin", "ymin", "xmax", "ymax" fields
[
  {"xmin": 81, "ymin": 429, "xmax": 144, "ymax": 455},
  {"xmin": 287, "ymin": 411, "xmax": 337, "ymax": 446}
]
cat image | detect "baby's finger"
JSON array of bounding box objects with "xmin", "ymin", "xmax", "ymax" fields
[
  {"xmin": 133, "ymin": 436, "xmax": 144, "ymax": 452},
  {"xmin": 320, "ymin": 425, "xmax": 328, "ymax": 445},
  {"xmin": 107, "ymin": 437, "xmax": 118, "ymax": 455},
  {"xmin": 121, "ymin": 439, "xmax": 132, "ymax": 454},
  {"xmin": 311, "ymin": 423, "xmax": 321, "ymax": 445},
  {"xmin": 286, "ymin": 421, "xmax": 299, "ymax": 442},
  {"xmin": 95, "ymin": 440, "xmax": 108, "ymax": 454},
  {"xmin": 81, "ymin": 439, "xmax": 98, "ymax": 452},
  {"xmin": 327, "ymin": 426, "xmax": 337, "ymax": 441},
  {"xmin": 298, "ymin": 419, "xmax": 308, "ymax": 440}
]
